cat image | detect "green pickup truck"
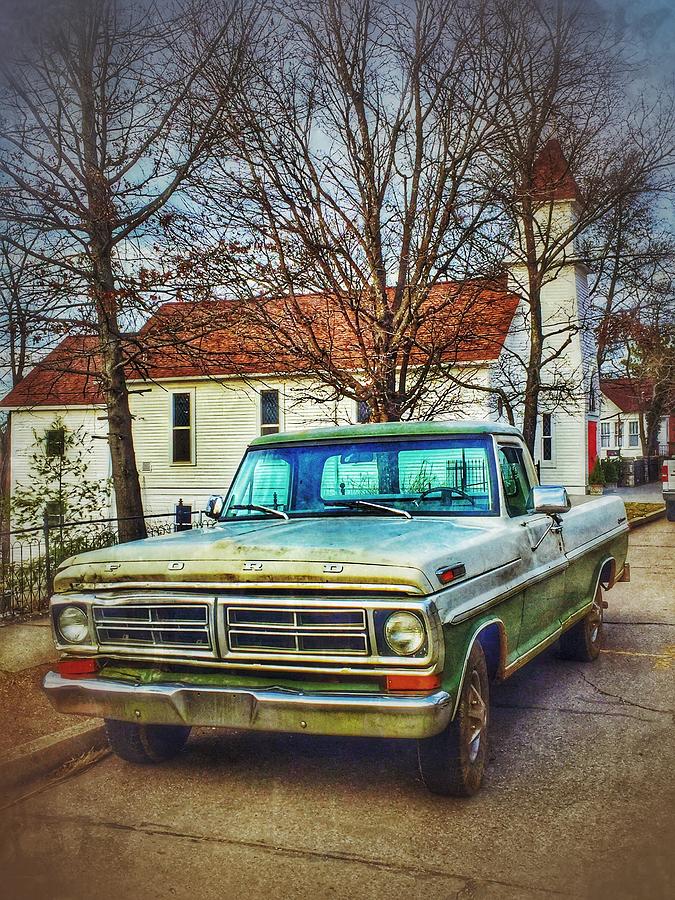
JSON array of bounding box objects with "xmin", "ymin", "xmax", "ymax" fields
[{"xmin": 44, "ymin": 421, "xmax": 629, "ymax": 795}]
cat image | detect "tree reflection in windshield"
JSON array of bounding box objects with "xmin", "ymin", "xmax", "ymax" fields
[{"xmin": 222, "ymin": 436, "xmax": 499, "ymax": 519}]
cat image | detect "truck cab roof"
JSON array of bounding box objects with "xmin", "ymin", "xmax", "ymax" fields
[{"xmin": 249, "ymin": 419, "xmax": 523, "ymax": 448}]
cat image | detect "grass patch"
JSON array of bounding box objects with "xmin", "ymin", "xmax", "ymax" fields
[{"xmin": 624, "ymin": 501, "xmax": 665, "ymax": 522}]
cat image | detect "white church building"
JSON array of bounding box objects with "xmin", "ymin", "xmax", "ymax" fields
[{"xmin": 1, "ymin": 141, "xmax": 601, "ymax": 521}]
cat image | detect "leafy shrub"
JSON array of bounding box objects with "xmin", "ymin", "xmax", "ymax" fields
[
  {"xmin": 601, "ymin": 458, "xmax": 621, "ymax": 484},
  {"xmin": 589, "ymin": 458, "xmax": 605, "ymax": 486}
]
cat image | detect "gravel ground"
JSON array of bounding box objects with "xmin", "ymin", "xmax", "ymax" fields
[{"xmin": 0, "ymin": 663, "xmax": 75, "ymax": 754}]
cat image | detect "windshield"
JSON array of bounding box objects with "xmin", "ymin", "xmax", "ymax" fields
[{"xmin": 222, "ymin": 436, "xmax": 499, "ymax": 519}]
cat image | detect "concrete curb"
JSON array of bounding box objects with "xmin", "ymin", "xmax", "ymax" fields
[
  {"xmin": 0, "ymin": 719, "xmax": 108, "ymax": 789},
  {"xmin": 628, "ymin": 507, "xmax": 666, "ymax": 530}
]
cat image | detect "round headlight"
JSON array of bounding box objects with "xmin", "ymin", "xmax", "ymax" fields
[
  {"xmin": 58, "ymin": 606, "xmax": 89, "ymax": 644},
  {"xmin": 384, "ymin": 612, "xmax": 425, "ymax": 656}
]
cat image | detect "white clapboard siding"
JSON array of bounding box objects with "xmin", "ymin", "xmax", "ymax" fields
[
  {"xmin": 9, "ymin": 406, "xmax": 112, "ymax": 528},
  {"xmin": 129, "ymin": 376, "xmax": 360, "ymax": 515},
  {"xmin": 501, "ymin": 256, "xmax": 594, "ymax": 493}
]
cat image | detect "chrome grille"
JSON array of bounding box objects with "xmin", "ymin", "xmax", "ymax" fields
[
  {"xmin": 93, "ymin": 604, "xmax": 211, "ymax": 650},
  {"xmin": 224, "ymin": 606, "xmax": 369, "ymax": 656}
]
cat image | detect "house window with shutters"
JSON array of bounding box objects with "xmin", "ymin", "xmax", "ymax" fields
[
  {"xmin": 614, "ymin": 420, "xmax": 624, "ymax": 448},
  {"xmin": 600, "ymin": 422, "xmax": 610, "ymax": 448},
  {"xmin": 628, "ymin": 420, "xmax": 639, "ymax": 447},
  {"xmin": 171, "ymin": 392, "xmax": 194, "ymax": 464},
  {"xmin": 260, "ymin": 389, "xmax": 280, "ymax": 435}
]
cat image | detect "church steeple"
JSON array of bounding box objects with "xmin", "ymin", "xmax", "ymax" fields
[{"xmin": 531, "ymin": 138, "xmax": 581, "ymax": 203}]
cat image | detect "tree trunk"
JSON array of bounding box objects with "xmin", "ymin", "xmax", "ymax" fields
[
  {"xmin": 521, "ymin": 242, "xmax": 544, "ymax": 455},
  {"xmin": 100, "ymin": 338, "xmax": 147, "ymax": 543},
  {"xmin": 645, "ymin": 409, "xmax": 662, "ymax": 457},
  {"xmin": 0, "ymin": 414, "xmax": 10, "ymax": 565},
  {"xmin": 639, "ymin": 413, "xmax": 648, "ymax": 458},
  {"xmin": 78, "ymin": 41, "xmax": 146, "ymax": 544},
  {"xmin": 93, "ymin": 248, "xmax": 146, "ymax": 543}
]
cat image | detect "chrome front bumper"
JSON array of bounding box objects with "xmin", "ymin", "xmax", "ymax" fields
[{"xmin": 43, "ymin": 672, "xmax": 452, "ymax": 739}]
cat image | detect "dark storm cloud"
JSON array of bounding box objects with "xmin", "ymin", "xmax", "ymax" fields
[
  {"xmin": 0, "ymin": 0, "xmax": 673, "ymax": 81},
  {"xmin": 575, "ymin": 0, "xmax": 675, "ymax": 82}
]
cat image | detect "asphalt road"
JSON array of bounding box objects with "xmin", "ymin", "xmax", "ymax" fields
[{"xmin": 2, "ymin": 520, "xmax": 673, "ymax": 900}]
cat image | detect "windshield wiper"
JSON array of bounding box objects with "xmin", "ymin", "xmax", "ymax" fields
[
  {"xmin": 230, "ymin": 504, "xmax": 289, "ymax": 520},
  {"xmin": 323, "ymin": 499, "xmax": 412, "ymax": 520}
]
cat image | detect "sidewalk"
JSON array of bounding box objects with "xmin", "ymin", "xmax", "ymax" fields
[
  {"xmin": 603, "ymin": 482, "xmax": 666, "ymax": 503},
  {"xmin": 0, "ymin": 617, "xmax": 106, "ymax": 790},
  {"xmin": 572, "ymin": 481, "xmax": 666, "ymax": 506}
]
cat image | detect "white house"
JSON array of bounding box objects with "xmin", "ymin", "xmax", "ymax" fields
[
  {"xmin": 599, "ymin": 378, "xmax": 673, "ymax": 459},
  {"xmin": 1, "ymin": 141, "xmax": 602, "ymax": 523}
]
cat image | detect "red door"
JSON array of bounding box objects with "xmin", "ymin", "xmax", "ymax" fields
[{"xmin": 587, "ymin": 420, "xmax": 598, "ymax": 474}]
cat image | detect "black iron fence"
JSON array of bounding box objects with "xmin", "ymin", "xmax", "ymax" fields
[{"xmin": 0, "ymin": 503, "xmax": 197, "ymax": 622}]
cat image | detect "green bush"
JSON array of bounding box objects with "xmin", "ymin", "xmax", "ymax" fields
[
  {"xmin": 601, "ymin": 458, "xmax": 621, "ymax": 484},
  {"xmin": 589, "ymin": 458, "xmax": 605, "ymax": 486}
]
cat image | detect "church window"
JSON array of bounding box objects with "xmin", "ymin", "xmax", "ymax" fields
[
  {"xmin": 261, "ymin": 389, "xmax": 280, "ymax": 435},
  {"xmin": 171, "ymin": 392, "xmax": 194, "ymax": 463},
  {"xmin": 541, "ymin": 413, "xmax": 554, "ymax": 463}
]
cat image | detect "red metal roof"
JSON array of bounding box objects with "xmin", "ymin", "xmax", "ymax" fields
[
  {"xmin": 600, "ymin": 377, "xmax": 674, "ymax": 414},
  {"xmin": 1, "ymin": 281, "xmax": 520, "ymax": 409},
  {"xmin": 531, "ymin": 139, "xmax": 581, "ymax": 202},
  {"xmin": 0, "ymin": 336, "xmax": 105, "ymax": 408}
]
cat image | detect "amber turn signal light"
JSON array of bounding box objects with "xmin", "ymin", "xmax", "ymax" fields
[
  {"xmin": 57, "ymin": 658, "xmax": 99, "ymax": 678},
  {"xmin": 385, "ymin": 673, "xmax": 441, "ymax": 692}
]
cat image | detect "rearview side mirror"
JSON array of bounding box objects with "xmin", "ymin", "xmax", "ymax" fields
[
  {"xmin": 204, "ymin": 495, "xmax": 225, "ymax": 519},
  {"xmin": 528, "ymin": 485, "xmax": 571, "ymax": 516}
]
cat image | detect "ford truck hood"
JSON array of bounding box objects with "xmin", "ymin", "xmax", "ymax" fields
[{"xmin": 53, "ymin": 516, "xmax": 507, "ymax": 596}]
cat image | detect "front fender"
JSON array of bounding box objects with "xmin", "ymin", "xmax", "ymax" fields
[{"xmin": 440, "ymin": 616, "xmax": 509, "ymax": 719}]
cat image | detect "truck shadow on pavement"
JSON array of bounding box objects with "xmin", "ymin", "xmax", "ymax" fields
[{"xmin": 174, "ymin": 646, "xmax": 577, "ymax": 796}]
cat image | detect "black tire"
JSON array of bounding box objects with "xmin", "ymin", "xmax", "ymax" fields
[
  {"xmin": 417, "ymin": 642, "xmax": 489, "ymax": 797},
  {"xmin": 666, "ymin": 500, "xmax": 675, "ymax": 522},
  {"xmin": 558, "ymin": 586, "xmax": 603, "ymax": 662},
  {"xmin": 104, "ymin": 719, "xmax": 191, "ymax": 764}
]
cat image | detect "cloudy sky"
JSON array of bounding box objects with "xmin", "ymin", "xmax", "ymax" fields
[
  {"xmin": 590, "ymin": 0, "xmax": 675, "ymax": 82},
  {"xmin": 0, "ymin": 0, "xmax": 673, "ymax": 84}
]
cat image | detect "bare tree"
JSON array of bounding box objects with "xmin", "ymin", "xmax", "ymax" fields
[
  {"xmin": 0, "ymin": 227, "xmax": 68, "ymax": 542},
  {"xmin": 611, "ymin": 271, "xmax": 675, "ymax": 457},
  {"xmin": 0, "ymin": 230, "xmax": 69, "ymax": 388},
  {"xmin": 583, "ymin": 191, "xmax": 675, "ymax": 456},
  {"xmin": 0, "ymin": 0, "xmax": 260, "ymax": 539},
  {"xmin": 178, "ymin": 0, "xmax": 674, "ymax": 444},
  {"xmin": 469, "ymin": 0, "xmax": 675, "ymax": 453},
  {"xmin": 581, "ymin": 191, "xmax": 675, "ymax": 377},
  {"xmin": 178, "ymin": 0, "xmax": 506, "ymax": 423}
]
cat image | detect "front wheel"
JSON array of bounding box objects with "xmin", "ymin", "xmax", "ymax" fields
[
  {"xmin": 105, "ymin": 719, "xmax": 191, "ymax": 764},
  {"xmin": 558, "ymin": 586, "xmax": 604, "ymax": 662},
  {"xmin": 417, "ymin": 642, "xmax": 489, "ymax": 796}
]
